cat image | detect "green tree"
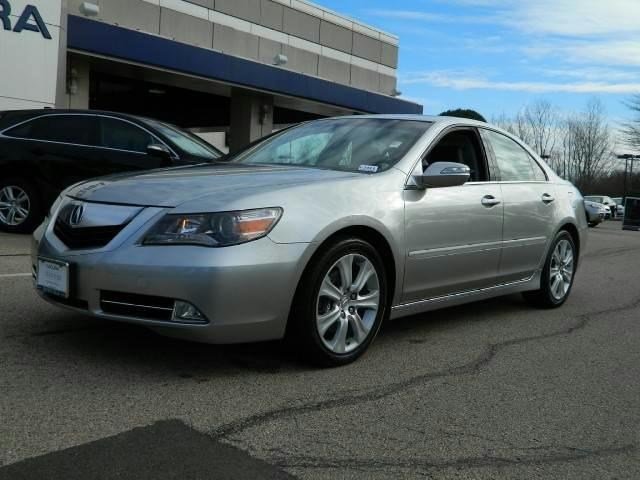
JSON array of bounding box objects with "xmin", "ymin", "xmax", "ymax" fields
[{"xmin": 439, "ymin": 109, "xmax": 486, "ymax": 122}]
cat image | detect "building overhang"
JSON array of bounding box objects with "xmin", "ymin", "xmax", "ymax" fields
[{"xmin": 67, "ymin": 15, "xmax": 422, "ymax": 116}]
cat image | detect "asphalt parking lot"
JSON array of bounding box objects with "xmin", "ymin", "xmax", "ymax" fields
[{"xmin": 1, "ymin": 221, "xmax": 639, "ymax": 479}]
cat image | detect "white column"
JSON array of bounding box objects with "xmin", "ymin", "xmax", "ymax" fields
[{"xmin": 0, "ymin": 0, "xmax": 66, "ymax": 110}]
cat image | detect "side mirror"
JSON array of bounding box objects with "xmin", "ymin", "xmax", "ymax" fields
[
  {"xmin": 413, "ymin": 161, "xmax": 471, "ymax": 188},
  {"xmin": 146, "ymin": 144, "xmax": 173, "ymax": 165}
]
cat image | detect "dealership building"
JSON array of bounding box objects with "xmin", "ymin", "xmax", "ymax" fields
[{"xmin": 0, "ymin": 0, "xmax": 422, "ymax": 151}]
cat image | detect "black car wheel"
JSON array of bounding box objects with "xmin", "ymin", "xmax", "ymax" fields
[
  {"xmin": 289, "ymin": 238, "xmax": 388, "ymax": 367},
  {"xmin": 0, "ymin": 178, "xmax": 43, "ymax": 233}
]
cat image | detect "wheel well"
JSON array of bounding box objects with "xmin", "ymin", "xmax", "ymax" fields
[
  {"xmin": 303, "ymin": 226, "xmax": 397, "ymax": 306},
  {"xmin": 560, "ymin": 223, "xmax": 580, "ymax": 263}
]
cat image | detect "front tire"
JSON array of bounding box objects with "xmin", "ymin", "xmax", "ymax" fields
[
  {"xmin": 523, "ymin": 231, "xmax": 576, "ymax": 309},
  {"xmin": 288, "ymin": 238, "xmax": 388, "ymax": 367},
  {"xmin": 0, "ymin": 178, "xmax": 42, "ymax": 233}
]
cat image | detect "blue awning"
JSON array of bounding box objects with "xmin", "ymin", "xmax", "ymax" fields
[{"xmin": 67, "ymin": 15, "xmax": 422, "ymax": 115}]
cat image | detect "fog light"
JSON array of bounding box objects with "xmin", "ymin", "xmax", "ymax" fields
[{"xmin": 172, "ymin": 301, "xmax": 206, "ymax": 323}]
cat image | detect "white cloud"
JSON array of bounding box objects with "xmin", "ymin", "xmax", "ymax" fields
[
  {"xmin": 523, "ymin": 39, "xmax": 640, "ymax": 67},
  {"xmin": 539, "ymin": 67, "xmax": 640, "ymax": 83},
  {"xmin": 501, "ymin": 0, "xmax": 640, "ymax": 37},
  {"xmin": 402, "ymin": 71, "xmax": 640, "ymax": 94},
  {"xmin": 364, "ymin": 9, "xmax": 494, "ymax": 24}
]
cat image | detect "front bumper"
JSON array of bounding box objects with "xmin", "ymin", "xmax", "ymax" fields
[{"xmin": 32, "ymin": 217, "xmax": 310, "ymax": 344}]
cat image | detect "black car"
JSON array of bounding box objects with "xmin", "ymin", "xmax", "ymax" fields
[{"xmin": 0, "ymin": 109, "xmax": 223, "ymax": 233}]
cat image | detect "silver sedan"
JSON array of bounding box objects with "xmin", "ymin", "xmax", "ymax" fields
[{"xmin": 32, "ymin": 115, "xmax": 588, "ymax": 365}]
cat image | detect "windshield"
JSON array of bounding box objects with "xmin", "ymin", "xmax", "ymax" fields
[
  {"xmin": 144, "ymin": 120, "xmax": 223, "ymax": 160},
  {"xmin": 585, "ymin": 196, "xmax": 603, "ymax": 203},
  {"xmin": 232, "ymin": 118, "xmax": 431, "ymax": 173}
]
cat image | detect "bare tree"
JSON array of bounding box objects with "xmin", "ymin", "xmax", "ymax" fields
[
  {"xmin": 493, "ymin": 100, "xmax": 562, "ymax": 172},
  {"xmin": 493, "ymin": 100, "xmax": 559, "ymax": 155},
  {"xmin": 522, "ymin": 100, "xmax": 558, "ymax": 158},
  {"xmin": 561, "ymin": 99, "xmax": 614, "ymax": 189},
  {"xmin": 494, "ymin": 98, "xmax": 615, "ymax": 188},
  {"xmin": 622, "ymin": 94, "xmax": 640, "ymax": 149}
]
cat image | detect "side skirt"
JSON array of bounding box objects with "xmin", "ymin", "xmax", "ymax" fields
[{"xmin": 389, "ymin": 272, "xmax": 541, "ymax": 320}]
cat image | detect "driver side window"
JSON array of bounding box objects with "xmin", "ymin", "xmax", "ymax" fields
[
  {"xmin": 422, "ymin": 129, "xmax": 489, "ymax": 182},
  {"xmin": 273, "ymin": 133, "xmax": 331, "ymax": 165}
]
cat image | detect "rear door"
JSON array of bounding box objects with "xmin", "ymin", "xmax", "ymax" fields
[
  {"xmin": 402, "ymin": 127, "xmax": 504, "ymax": 302},
  {"xmin": 3, "ymin": 114, "xmax": 102, "ymax": 192},
  {"xmin": 480, "ymin": 128, "xmax": 557, "ymax": 283}
]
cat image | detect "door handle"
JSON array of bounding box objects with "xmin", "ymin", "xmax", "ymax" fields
[
  {"xmin": 481, "ymin": 195, "xmax": 501, "ymax": 207},
  {"xmin": 542, "ymin": 193, "xmax": 555, "ymax": 204}
]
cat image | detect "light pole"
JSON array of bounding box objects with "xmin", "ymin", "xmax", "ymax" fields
[{"xmin": 617, "ymin": 154, "xmax": 640, "ymax": 198}]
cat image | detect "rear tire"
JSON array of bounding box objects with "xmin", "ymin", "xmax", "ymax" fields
[
  {"xmin": 523, "ymin": 231, "xmax": 576, "ymax": 309},
  {"xmin": 0, "ymin": 178, "xmax": 43, "ymax": 233},
  {"xmin": 287, "ymin": 237, "xmax": 388, "ymax": 367}
]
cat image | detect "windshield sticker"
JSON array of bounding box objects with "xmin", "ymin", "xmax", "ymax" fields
[
  {"xmin": 358, "ymin": 164, "xmax": 379, "ymax": 173},
  {"xmin": 389, "ymin": 141, "xmax": 403, "ymax": 148}
]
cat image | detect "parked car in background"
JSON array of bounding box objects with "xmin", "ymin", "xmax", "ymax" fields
[
  {"xmin": 612, "ymin": 197, "xmax": 625, "ymax": 219},
  {"xmin": 584, "ymin": 195, "xmax": 616, "ymax": 219},
  {"xmin": 584, "ymin": 200, "xmax": 606, "ymax": 227},
  {"xmin": 33, "ymin": 115, "xmax": 587, "ymax": 366},
  {"xmin": 0, "ymin": 110, "xmax": 223, "ymax": 233}
]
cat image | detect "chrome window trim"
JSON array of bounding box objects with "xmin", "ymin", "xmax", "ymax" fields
[{"xmin": 0, "ymin": 113, "xmax": 180, "ymax": 159}]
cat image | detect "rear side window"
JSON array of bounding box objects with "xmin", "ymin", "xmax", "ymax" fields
[
  {"xmin": 99, "ymin": 117, "xmax": 155, "ymax": 153},
  {"xmin": 481, "ymin": 129, "xmax": 547, "ymax": 182},
  {"xmin": 5, "ymin": 115, "xmax": 98, "ymax": 146}
]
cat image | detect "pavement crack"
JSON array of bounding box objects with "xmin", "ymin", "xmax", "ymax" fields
[{"xmin": 211, "ymin": 295, "xmax": 640, "ymax": 440}]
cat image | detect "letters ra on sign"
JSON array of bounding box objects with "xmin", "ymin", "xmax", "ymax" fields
[{"xmin": 0, "ymin": 0, "xmax": 52, "ymax": 39}]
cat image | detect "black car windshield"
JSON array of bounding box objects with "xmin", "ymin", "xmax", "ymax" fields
[
  {"xmin": 233, "ymin": 118, "xmax": 431, "ymax": 173},
  {"xmin": 144, "ymin": 120, "xmax": 223, "ymax": 160}
]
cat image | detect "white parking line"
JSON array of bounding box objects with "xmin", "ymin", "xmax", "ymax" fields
[{"xmin": 0, "ymin": 273, "xmax": 32, "ymax": 278}]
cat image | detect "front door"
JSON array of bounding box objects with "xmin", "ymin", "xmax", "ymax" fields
[{"xmin": 402, "ymin": 128, "xmax": 504, "ymax": 303}]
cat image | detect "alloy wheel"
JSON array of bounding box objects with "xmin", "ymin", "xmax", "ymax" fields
[
  {"xmin": 0, "ymin": 186, "xmax": 30, "ymax": 226},
  {"xmin": 549, "ymin": 239, "xmax": 574, "ymax": 301},
  {"xmin": 315, "ymin": 254, "xmax": 381, "ymax": 354}
]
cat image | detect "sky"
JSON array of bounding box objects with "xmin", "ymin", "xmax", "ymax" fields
[{"xmin": 316, "ymin": 0, "xmax": 640, "ymax": 127}]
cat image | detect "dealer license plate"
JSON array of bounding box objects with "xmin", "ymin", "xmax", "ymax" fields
[{"xmin": 36, "ymin": 258, "xmax": 70, "ymax": 299}]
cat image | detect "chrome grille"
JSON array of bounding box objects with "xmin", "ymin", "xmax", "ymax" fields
[
  {"xmin": 53, "ymin": 201, "xmax": 141, "ymax": 250},
  {"xmin": 54, "ymin": 220, "xmax": 125, "ymax": 249}
]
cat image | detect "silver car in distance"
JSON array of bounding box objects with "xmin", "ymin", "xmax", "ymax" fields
[{"xmin": 32, "ymin": 115, "xmax": 588, "ymax": 366}]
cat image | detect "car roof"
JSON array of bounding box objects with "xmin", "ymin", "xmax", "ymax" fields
[
  {"xmin": 0, "ymin": 108, "xmax": 151, "ymax": 125},
  {"xmin": 337, "ymin": 114, "xmax": 485, "ymax": 126}
]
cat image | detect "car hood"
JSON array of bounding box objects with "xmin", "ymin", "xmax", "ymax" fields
[{"xmin": 66, "ymin": 163, "xmax": 360, "ymax": 208}]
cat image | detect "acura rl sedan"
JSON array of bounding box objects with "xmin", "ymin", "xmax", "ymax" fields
[{"xmin": 32, "ymin": 115, "xmax": 587, "ymax": 366}]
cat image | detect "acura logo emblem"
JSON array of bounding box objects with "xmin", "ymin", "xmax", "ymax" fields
[{"xmin": 69, "ymin": 204, "xmax": 85, "ymax": 226}]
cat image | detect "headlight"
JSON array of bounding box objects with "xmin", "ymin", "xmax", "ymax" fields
[{"xmin": 142, "ymin": 208, "xmax": 283, "ymax": 247}]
